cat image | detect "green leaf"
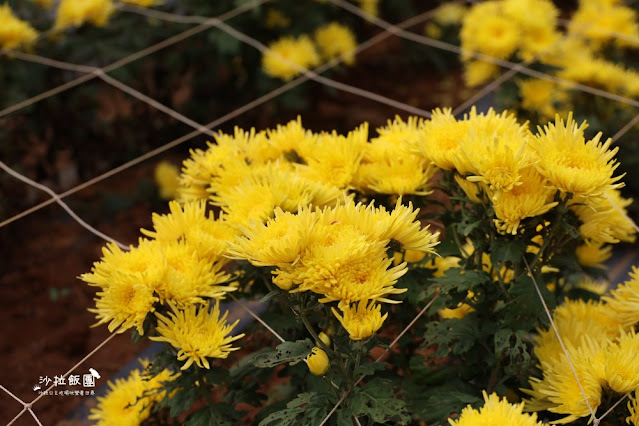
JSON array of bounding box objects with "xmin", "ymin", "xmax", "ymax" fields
[
  {"xmin": 403, "ymin": 379, "xmax": 479, "ymax": 424},
  {"xmin": 349, "ymin": 378, "xmax": 410, "ymax": 424},
  {"xmin": 355, "ymin": 361, "xmax": 387, "ymax": 378},
  {"xmin": 490, "ymin": 239, "xmax": 526, "ymax": 268},
  {"xmin": 504, "ymin": 274, "xmax": 556, "ymax": 330},
  {"xmin": 258, "ymin": 392, "xmax": 332, "ymax": 426},
  {"xmin": 336, "ymin": 405, "xmax": 355, "ymax": 426},
  {"xmin": 251, "ymin": 339, "xmax": 313, "ymax": 368}
]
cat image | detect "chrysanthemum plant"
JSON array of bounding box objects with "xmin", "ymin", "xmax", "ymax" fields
[
  {"xmin": 82, "ymin": 107, "xmax": 637, "ymax": 424},
  {"xmin": 458, "ymin": 0, "xmax": 639, "ymax": 196}
]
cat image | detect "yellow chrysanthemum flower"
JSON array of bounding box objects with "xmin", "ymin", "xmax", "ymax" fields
[
  {"xmin": 461, "ymin": 2, "xmax": 520, "ymax": 61},
  {"xmin": 355, "ymin": 116, "xmax": 436, "ymax": 195},
  {"xmin": 142, "ymin": 200, "xmax": 238, "ymax": 265},
  {"xmin": 417, "ymin": 108, "xmax": 469, "ymax": 171},
  {"xmin": 315, "ymin": 22, "xmax": 357, "ymax": 65},
  {"xmin": 518, "ymin": 79, "xmax": 568, "ymax": 120},
  {"xmin": 433, "ymin": 3, "xmax": 467, "ymax": 25},
  {"xmin": 355, "ymin": 154, "xmax": 435, "ymax": 195},
  {"xmin": 491, "ymin": 167, "xmax": 558, "ymax": 235},
  {"xmin": 332, "ymin": 301, "xmax": 388, "ymax": 340},
  {"xmin": 0, "ymin": 5, "xmax": 38, "ymax": 50},
  {"xmin": 502, "ymin": 0, "xmax": 560, "ymax": 60},
  {"xmin": 286, "ymin": 224, "xmax": 407, "ymax": 304},
  {"xmin": 152, "ymin": 240, "xmax": 234, "ymax": 306},
  {"xmin": 524, "ymin": 339, "xmax": 604, "ymax": 423},
  {"xmin": 142, "ymin": 200, "xmax": 206, "ymax": 242},
  {"xmin": 90, "ymin": 272, "xmax": 158, "ymax": 335},
  {"xmin": 533, "ymin": 298, "xmax": 623, "ymax": 365},
  {"xmin": 463, "ymin": 60, "xmax": 500, "ymax": 87},
  {"xmin": 299, "ymin": 123, "xmax": 367, "ymax": 188},
  {"xmin": 375, "ymin": 199, "xmax": 440, "ymax": 252},
  {"xmin": 461, "ymin": 114, "xmax": 531, "ymax": 193},
  {"xmin": 262, "ymin": 35, "xmax": 320, "ymax": 81},
  {"xmin": 226, "ymin": 207, "xmax": 315, "ymax": 267},
  {"xmin": 151, "ymin": 301, "xmax": 245, "ymax": 370},
  {"xmin": 357, "ymin": 0, "xmax": 379, "ymax": 17},
  {"xmin": 628, "ymin": 391, "xmax": 639, "ymax": 426},
  {"xmin": 569, "ymin": 2, "xmax": 639, "ymax": 49},
  {"xmin": 572, "ymin": 189, "xmax": 636, "ymax": 245},
  {"xmin": 566, "ymin": 278, "xmax": 609, "ymax": 296},
  {"xmin": 306, "ymin": 347, "xmax": 330, "ymax": 375},
  {"xmin": 211, "ymin": 163, "xmax": 343, "ymax": 226},
  {"xmin": 449, "ymin": 391, "xmax": 543, "ymax": 426},
  {"xmin": 532, "ymin": 113, "xmax": 623, "ymax": 200},
  {"xmin": 88, "ymin": 369, "xmax": 155, "ymax": 425},
  {"xmin": 154, "ymin": 161, "xmax": 179, "ymax": 200},
  {"xmin": 576, "ymin": 242, "xmax": 612, "ymax": 268},
  {"xmin": 604, "ymin": 266, "xmax": 639, "ymax": 328},
  {"xmin": 603, "ymin": 329, "xmax": 639, "ymax": 394},
  {"xmin": 264, "ymin": 8, "xmax": 290, "ymax": 29},
  {"xmin": 265, "ymin": 116, "xmax": 316, "ymax": 160},
  {"xmin": 82, "ymin": 240, "xmax": 166, "ymax": 334},
  {"xmin": 55, "ymin": 0, "xmax": 114, "ymax": 30}
]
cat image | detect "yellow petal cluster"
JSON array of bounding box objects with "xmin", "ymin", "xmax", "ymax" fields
[
  {"xmin": 332, "ymin": 300, "xmax": 388, "ymax": 341},
  {"xmin": 449, "ymin": 391, "xmax": 543, "ymax": 426},
  {"xmin": 150, "ymin": 301, "xmax": 245, "ymax": 370},
  {"xmin": 55, "ymin": 0, "xmax": 115, "ymax": 30},
  {"xmin": 315, "ymin": 22, "xmax": 357, "ymax": 65},
  {"xmin": 532, "ymin": 113, "xmax": 623, "ymax": 200},
  {"xmin": 262, "ymin": 35, "xmax": 320, "ymax": 81},
  {"xmin": 354, "ymin": 116, "xmax": 436, "ymax": 195},
  {"xmin": 154, "ymin": 161, "xmax": 180, "ymax": 200},
  {"xmin": 229, "ymin": 198, "xmax": 438, "ymax": 307},
  {"xmin": 460, "ymin": 0, "xmax": 560, "ymax": 86},
  {"xmin": 0, "ymin": 5, "xmax": 38, "ymax": 50},
  {"xmin": 525, "ymin": 283, "xmax": 639, "ymax": 423},
  {"xmin": 89, "ymin": 363, "xmax": 176, "ymax": 425},
  {"xmin": 603, "ymin": 266, "xmax": 639, "ymax": 328},
  {"xmin": 81, "ymin": 201, "xmax": 237, "ymax": 334}
]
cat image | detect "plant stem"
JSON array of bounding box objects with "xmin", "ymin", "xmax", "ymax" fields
[{"xmin": 196, "ymin": 367, "xmax": 216, "ymax": 417}]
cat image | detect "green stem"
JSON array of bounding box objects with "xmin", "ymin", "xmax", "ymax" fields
[{"xmin": 196, "ymin": 367, "xmax": 216, "ymax": 416}]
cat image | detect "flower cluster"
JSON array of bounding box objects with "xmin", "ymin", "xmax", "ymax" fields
[
  {"xmin": 450, "ymin": 391, "xmax": 543, "ymax": 426},
  {"xmin": 89, "ymin": 360, "xmax": 176, "ymax": 425},
  {"xmin": 81, "ymin": 201, "xmax": 244, "ymax": 372},
  {"xmin": 460, "ymin": 0, "xmax": 559, "ymax": 86},
  {"xmin": 262, "ymin": 21, "xmax": 357, "ymax": 81},
  {"xmin": 0, "ymin": 4, "xmax": 38, "ymax": 49},
  {"xmin": 227, "ymin": 199, "xmax": 438, "ymax": 339},
  {"xmin": 525, "ymin": 268, "xmax": 639, "ymax": 423},
  {"xmin": 460, "ymin": 0, "xmax": 639, "ymax": 120},
  {"xmin": 0, "ymin": 0, "xmax": 160, "ymax": 47},
  {"xmin": 418, "ymin": 108, "xmax": 632, "ymax": 239}
]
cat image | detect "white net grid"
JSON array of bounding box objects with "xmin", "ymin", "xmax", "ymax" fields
[{"xmin": 0, "ymin": 0, "xmax": 638, "ymax": 425}]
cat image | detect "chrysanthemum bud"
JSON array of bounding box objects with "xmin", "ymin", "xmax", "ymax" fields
[
  {"xmin": 306, "ymin": 347, "xmax": 330, "ymax": 376},
  {"xmin": 318, "ymin": 332, "xmax": 331, "ymax": 347}
]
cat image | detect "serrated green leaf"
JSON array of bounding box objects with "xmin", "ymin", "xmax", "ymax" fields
[
  {"xmin": 349, "ymin": 378, "xmax": 410, "ymax": 424},
  {"xmin": 490, "ymin": 239, "xmax": 526, "ymax": 267},
  {"xmin": 251, "ymin": 339, "xmax": 313, "ymax": 368},
  {"xmin": 403, "ymin": 379, "xmax": 479, "ymax": 424},
  {"xmin": 355, "ymin": 361, "xmax": 387, "ymax": 378},
  {"xmin": 258, "ymin": 392, "xmax": 332, "ymax": 426}
]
